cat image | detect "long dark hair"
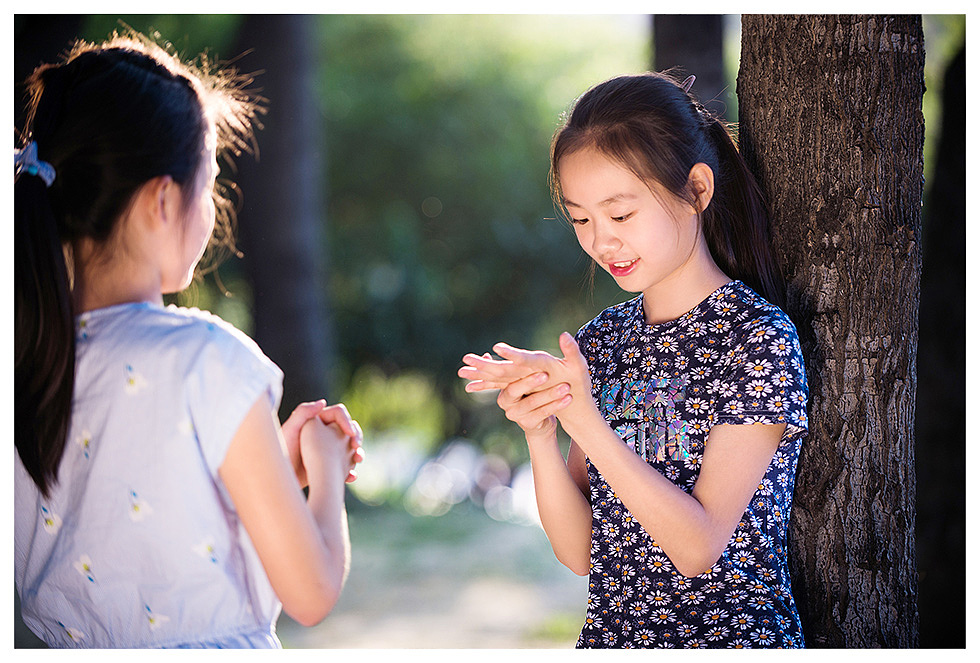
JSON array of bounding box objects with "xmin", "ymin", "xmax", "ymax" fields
[
  {"xmin": 549, "ymin": 71, "xmax": 785, "ymax": 308},
  {"xmin": 15, "ymin": 33, "xmax": 258, "ymax": 497}
]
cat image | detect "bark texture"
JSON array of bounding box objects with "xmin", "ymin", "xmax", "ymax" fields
[{"xmin": 737, "ymin": 15, "xmax": 923, "ymax": 647}]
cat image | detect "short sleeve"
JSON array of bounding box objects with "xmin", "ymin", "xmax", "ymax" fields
[
  {"xmin": 184, "ymin": 319, "xmax": 284, "ymax": 476},
  {"xmin": 712, "ymin": 313, "xmax": 809, "ymax": 440}
]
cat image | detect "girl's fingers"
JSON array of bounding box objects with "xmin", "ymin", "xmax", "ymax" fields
[
  {"xmin": 458, "ymin": 356, "xmax": 517, "ymax": 382},
  {"xmin": 505, "ymin": 385, "xmax": 573, "ymax": 429},
  {"xmin": 317, "ymin": 403, "xmax": 359, "ymax": 440},
  {"xmin": 459, "ymin": 362, "xmax": 535, "ymax": 387},
  {"xmin": 283, "ymin": 399, "xmax": 327, "ymax": 428},
  {"xmin": 497, "ymin": 371, "xmax": 551, "ymax": 407}
]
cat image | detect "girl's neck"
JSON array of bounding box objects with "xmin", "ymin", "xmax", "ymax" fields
[
  {"xmin": 641, "ymin": 244, "xmax": 731, "ymax": 325},
  {"xmin": 70, "ymin": 239, "xmax": 164, "ymax": 314}
]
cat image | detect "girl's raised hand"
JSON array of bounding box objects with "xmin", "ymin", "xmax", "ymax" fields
[
  {"xmin": 459, "ymin": 333, "xmax": 598, "ymax": 432},
  {"xmin": 315, "ymin": 404, "xmax": 364, "ymax": 484},
  {"xmin": 281, "ymin": 400, "xmax": 364, "ymax": 486},
  {"xmin": 494, "ymin": 370, "xmax": 572, "ymax": 439},
  {"xmin": 458, "ymin": 352, "xmax": 530, "ymax": 393}
]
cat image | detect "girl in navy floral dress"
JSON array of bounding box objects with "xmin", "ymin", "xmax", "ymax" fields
[{"xmin": 459, "ymin": 72, "xmax": 808, "ymax": 648}]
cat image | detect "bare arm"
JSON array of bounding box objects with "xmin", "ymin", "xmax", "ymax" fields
[
  {"xmin": 463, "ymin": 334, "xmax": 783, "ymax": 577},
  {"xmin": 219, "ymin": 397, "xmax": 355, "ymax": 626},
  {"xmin": 525, "ymin": 428, "xmax": 592, "ymax": 576},
  {"xmin": 560, "ymin": 405, "xmax": 782, "ymax": 577}
]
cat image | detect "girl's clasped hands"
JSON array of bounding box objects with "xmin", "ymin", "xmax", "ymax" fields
[
  {"xmin": 458, "ymin": 332, "xmax": 596, "ymax": 438},
  {"xmin": 281, "ymin": 400, "xmax": 365, "ymax": 487}
]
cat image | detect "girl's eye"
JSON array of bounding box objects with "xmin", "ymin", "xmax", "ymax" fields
[
  {"xmin": 611, "ymin": 212, "xmax": 635, "ymax": 222},
  {"xmin": 570, "ymin": 217, "xmax": 589, "ymax": 225}
]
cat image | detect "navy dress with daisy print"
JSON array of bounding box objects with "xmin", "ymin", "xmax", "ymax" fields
[{"xmin": 573, "ymin": 280, "xmax": 808, "ymax": 649}]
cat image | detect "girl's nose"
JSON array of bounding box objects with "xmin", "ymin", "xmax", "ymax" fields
[{"xmin": 591, "ymin": 219, "xmax": 622, "ymax": 255}]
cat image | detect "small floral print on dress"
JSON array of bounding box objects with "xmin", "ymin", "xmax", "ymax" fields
[
  {"xmin": 57, "ymin": 621, "xmax": 86, "ymax": 643},
  {"xmin": 573, "ymin": 282, "xmax": 807, "ymax": 648},
  {"xmin": 145, "ymin": 604, "xmax": 171, "ymax": 631},
  {"xmin": 74, "ymin": 555, "xmax": 96, "ymax": 583},
  {"xmin": 40, "ymin": 504, "xmax": 62, "ymax": 534},
  {"xmin": 75, "ymin": 429, "xmax": 92, "ymax": 459},
  {"xmin": 178, "ymin": 418, "xmax": 195, "ymax": 436},
  {"xmin": 123, "ymin": 363, "xmax": 148, "ymax": 395},
  {"xmin": 193, "ymin": 540, "xmax": 219, "ymax": 564},
  {"xmin": 128, "ymin": 489, "xmax": 153, "ymax": 522}
]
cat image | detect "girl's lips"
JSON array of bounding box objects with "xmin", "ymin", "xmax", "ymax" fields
[{"xmin": 608, "ymin": 259, "xmax": 638, "ymax": 277}]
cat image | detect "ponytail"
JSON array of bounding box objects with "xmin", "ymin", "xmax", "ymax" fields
[
  {"xmin": 550, "ymin": 72, "xmax": 786, "ymax": 309},
  {"xmin": 15, "ymin": 173, "xmax": 75, "ymax": 498},
  {"xmin": 701, "ymin": 117, "xmax": 786, "ymax": 309}
]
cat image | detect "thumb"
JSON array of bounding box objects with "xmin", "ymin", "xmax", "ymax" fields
[
  {"xmin": 285, "ymin": 399, "xmax": 327, "ymax": 423},
  {"xmin": 558, "ymin": 332, "xmax": 586, "ymax": 364}
]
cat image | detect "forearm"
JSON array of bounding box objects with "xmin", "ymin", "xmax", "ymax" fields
[
  {"xmin": 525, "ymin": 430, "xmax": 593, "ymax": 576},
  {"xmin": 303, "ymin": 433, "xmax": 353, "ymax": 597},
  {"xmin": 559, "ymin": 411, "xmax": 722, "ymax": 577}
]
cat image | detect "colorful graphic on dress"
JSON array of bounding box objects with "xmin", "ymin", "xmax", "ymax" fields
[{"xmin": 601, "ymin": 378, "xmax": 690, "ymax": 462}]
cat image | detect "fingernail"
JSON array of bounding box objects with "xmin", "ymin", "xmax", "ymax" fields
[{"xmin": 557, "ymin": 383, "xmax": 569, "ymax": 394}]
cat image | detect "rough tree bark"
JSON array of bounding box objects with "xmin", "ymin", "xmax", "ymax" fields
[
  {"xmin": 232, "ymin": 15, "xmax": 336, "ymax": 414},
  {"xmin": 737, "ymin": 15, "xmax": 923, "ymax": 647}
]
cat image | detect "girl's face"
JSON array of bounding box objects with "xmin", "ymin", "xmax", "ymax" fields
[
  {"xmin": 559, "ymin": 146, "xmax": 702, "ymax": 299},
  {"xmin": 162, "ymin": 129, "xmax": 218, "ymax": 294}
]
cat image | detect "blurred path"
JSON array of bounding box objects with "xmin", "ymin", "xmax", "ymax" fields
[{"xmin": 277, "ymin": 503, "xmax": 586, "ymax": 648}]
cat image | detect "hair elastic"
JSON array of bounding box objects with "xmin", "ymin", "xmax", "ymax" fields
[{"xmin": 15, "ymin": 141, "xmax": 56, "ymax": 187}]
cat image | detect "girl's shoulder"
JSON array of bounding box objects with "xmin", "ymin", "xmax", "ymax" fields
[
  {"xmin": 714, "ymin": 281, "xmax": 800, "ymax": 338},
  {"xmin": 78, "ymin": 303, "xmax": 271, "ymax": 371},
  {"xmin": 575, "ymin": 296, "xmax": 642, "ymax": 341}
]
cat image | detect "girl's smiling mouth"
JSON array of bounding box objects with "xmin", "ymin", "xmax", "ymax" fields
[{"xmin": 608, "ymin": 259, "xmax": 639, "ymax": 276}]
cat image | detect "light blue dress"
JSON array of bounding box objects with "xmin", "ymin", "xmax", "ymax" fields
[{"xmin": 15, "ymin": 302, "xmax": 285, "ymax": 648}]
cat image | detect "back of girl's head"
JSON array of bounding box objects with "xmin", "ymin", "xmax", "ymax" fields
[
  {"xmin": 550, "ymin": 71, "xmax": 785, "ymax": 309},
  {"xmin": 15, "ymin": 31, "xmax": 258, "ymax": 497}
]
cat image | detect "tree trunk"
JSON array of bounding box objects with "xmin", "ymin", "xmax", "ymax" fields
[
  {"xmin": 232, "ymin": 15, "xmax": 336, "ymax": 414},
  {"xmin": 652, "ymin": 14, "xmax": 729, "ymax": 119},
  {"xmin": 737, "ymin": 15, "xmax": 923, "ymax": 647}
]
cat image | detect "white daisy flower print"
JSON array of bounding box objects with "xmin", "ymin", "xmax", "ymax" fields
[{"xmin": 769, "ymin": 337, "xmax": 792, "ymax": 356}]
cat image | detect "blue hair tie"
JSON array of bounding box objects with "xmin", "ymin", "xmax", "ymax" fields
[{"xmin": 14, "ymin": 141, "xmax": 56, "ymax": 187}]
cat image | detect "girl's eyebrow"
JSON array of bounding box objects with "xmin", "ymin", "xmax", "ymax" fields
[{"xmin": 563, "ymin": 192, "xmax": 638, "ymax": 209}]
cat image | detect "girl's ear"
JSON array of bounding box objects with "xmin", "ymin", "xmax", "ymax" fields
[
  {"xmin": 137, "ymin": 175, "xmax": 178, "ymax": 231},
  {"xmin": 688, "ymin": 163, "xmax": 715, "ymax": 214}
]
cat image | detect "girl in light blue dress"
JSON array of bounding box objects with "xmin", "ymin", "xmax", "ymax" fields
[{"xmin": 14, "ymin": 32, "xmax": 363, "ymax": 648}]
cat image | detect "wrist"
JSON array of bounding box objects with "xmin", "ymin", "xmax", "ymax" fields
[{"xmin": 556, "ymin": 400, "xmax": 604, "ymax": 446}]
